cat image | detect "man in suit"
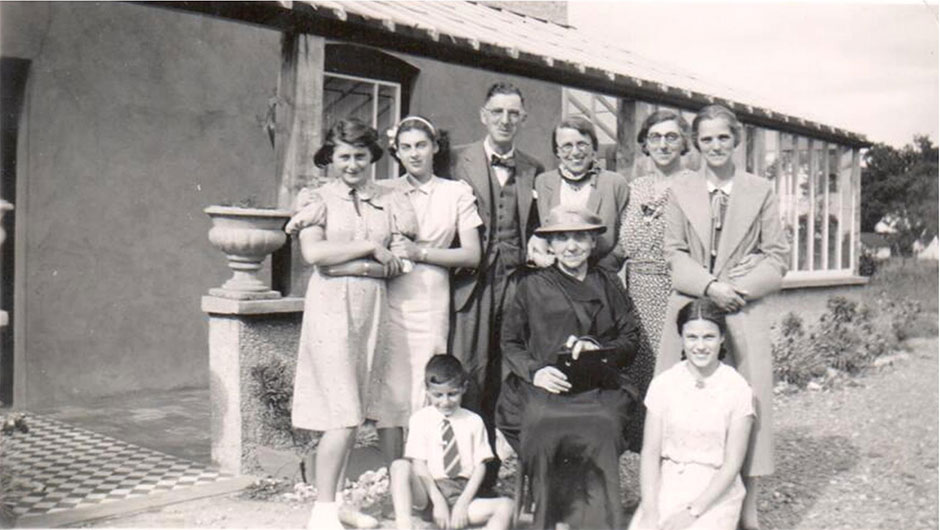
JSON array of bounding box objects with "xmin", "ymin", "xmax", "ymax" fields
[{"xmin": 448, "ymin": 82, "xmax": 545, "ymax": 462}]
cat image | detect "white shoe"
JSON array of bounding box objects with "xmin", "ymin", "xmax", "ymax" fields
[
  {"xmin": 338, "ymin": 504, "xmax": 378, "ymax": 529},
  {"xmin": 307, "ymin": 502, "xmax": 344, "ymax": 530}
]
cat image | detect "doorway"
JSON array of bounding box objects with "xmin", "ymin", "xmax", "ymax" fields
[{"xmin": 0, "ymin": 57, "xmax": 29, "ymax": 406}]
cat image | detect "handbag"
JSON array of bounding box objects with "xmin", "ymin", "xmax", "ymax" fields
[{"xmin": 554, "ymin": 347, "xmax": 621, "ymax": 394}]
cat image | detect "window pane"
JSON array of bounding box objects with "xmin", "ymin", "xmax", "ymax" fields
[
  {"xmin": 324, "ymin": 77, "xmax": 372, "ymax": 129},
  {"xmin": 827, "ymin": 146, "xmax": 837, "ymax": 270},
  {"xmin": 838, "ymin": 146, "xmax": 854, "ymax": 269},
  {"xmin": 796, "ymin": 137, "xmax": 811, "ymax": 271},
  {"xmin": 323, "ymin": 75, "xmax": 401, "ymax": 181},
  {"xmin": 777, "ymin": 133, "xmax": 799, "ymax": 270},
  {"xmin": 375, "ymin": 84, "xmax": 398, "ymax": 180}
]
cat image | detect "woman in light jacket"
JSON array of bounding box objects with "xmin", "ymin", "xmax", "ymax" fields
[{"xmin": 658, "ymin": 104, "xmax": 789, "ymax": 530}]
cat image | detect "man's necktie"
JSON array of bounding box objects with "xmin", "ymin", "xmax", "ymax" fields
[
  {"xmin": 441, "ymin": 418, "xmax": 461, "ymax": 478},
  {"xmin": 710, "ymin": 188, "xmax": 729, "ymax": 271},
  {"xmin": 490, "ymin": 154, "xmax": 516, "ymax": 170}
]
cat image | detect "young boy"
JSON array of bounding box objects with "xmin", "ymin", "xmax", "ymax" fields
[{"xmin": 390, "ymin": 355, "xmax": 514, "ymax": 530}]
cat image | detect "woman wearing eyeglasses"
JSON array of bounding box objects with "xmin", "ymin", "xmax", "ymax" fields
[
  {"xmin": 615, "ymin": 110, "xmax": 696, "ymax": 451},
  {"xmin": 530, "ymin": 116, "xmax": 630, "ymax": 275}
]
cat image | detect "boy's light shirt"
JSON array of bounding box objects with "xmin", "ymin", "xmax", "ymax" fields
[{"xmin": 403, "ymin": 406, "xmax": 493, "ymax": 481}]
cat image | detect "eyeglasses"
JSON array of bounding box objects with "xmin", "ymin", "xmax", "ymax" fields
[
  {"xmin": 647, "ymin": 132, "xmax": 682, "ymax": 145},
  {"xmin": 557, "ymin": 141, "xmax": 592, "ymax": 155},
  {"xmin": 483, "ymin": 107, "xmax": 525, "ymax": 122}
]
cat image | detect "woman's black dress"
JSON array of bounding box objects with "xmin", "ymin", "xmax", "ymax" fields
[{"xmin": 496, "ymin": 266, "xmax": 642, "ymax": 529}]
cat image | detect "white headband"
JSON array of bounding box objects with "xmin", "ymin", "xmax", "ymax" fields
[{"xmin": 393, "ymin": 116, "xmax": 437, "ymax": 139}]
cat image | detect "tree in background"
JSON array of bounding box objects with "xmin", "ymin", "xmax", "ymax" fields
[{"xmin": 861, "ymin": 135, "xmax": 938, "ymax": 256}]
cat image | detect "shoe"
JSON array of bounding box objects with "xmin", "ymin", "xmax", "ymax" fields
[
  {"xmin": 338, "ymin": 504, "xmax": 378, "ymax": 529},
  {"xmin": 307, "ymin": 502, "xmax": 344, "ymax": 530}
]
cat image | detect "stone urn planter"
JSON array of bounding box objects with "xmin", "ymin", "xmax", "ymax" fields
[{"xmin": 205, "ymin": 205, "xmax": 292, "ymax": 300}]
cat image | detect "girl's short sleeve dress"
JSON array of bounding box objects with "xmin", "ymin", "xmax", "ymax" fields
[
  {"xmin": 628, "ymin": 361, "xmax": 755, "ymax": 530},
  {"xmin": 289, "ymin": 179, "xmax": 415, "ymax": 431}
]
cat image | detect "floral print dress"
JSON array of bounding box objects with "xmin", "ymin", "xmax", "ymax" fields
[{"xmin": 617, "ymin": 171, "xmax": 692, "ymax": 449}]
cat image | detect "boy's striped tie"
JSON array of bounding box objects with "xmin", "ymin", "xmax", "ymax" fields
[{"xmin": 441, "ymin": 418, "xmax": 461, "ymax": 478}]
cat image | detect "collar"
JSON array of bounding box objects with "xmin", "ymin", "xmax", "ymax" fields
[
  {"xmin": 558, "ymin": 160, "xmax": 601, "ymax": 187},
  {"xmin": 325, "ymin": 178, "xmax": 379, "ymax": 203},
  {"xmin": 484, "ymin": 137, "xmax": 515, "ymax": 161},
  {"xmin": 706, "ymin": 178, "xmax": 734, "ymax": 195},
  {"xmin": 404, "ymin": 174, "xmax": 437, "ymax": 196},
  {"xmin": 426, "ymin": 406, "xmax": 462, "ymax": 423}
]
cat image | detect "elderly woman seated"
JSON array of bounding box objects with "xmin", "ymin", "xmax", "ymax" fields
[{"xmin": 496, "ymin": 205, "xmax": 642, "ymax": 530}]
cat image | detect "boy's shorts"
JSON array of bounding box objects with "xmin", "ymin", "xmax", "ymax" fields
[
  {"xmin": 418, "ymin": 477, "xmax": 470, "ymax": 519},
  {"xmin": 434, "ymin": 477, "xmax": 470, "ymax": 506}
]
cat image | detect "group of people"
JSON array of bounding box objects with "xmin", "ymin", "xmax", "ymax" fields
[{"xmin": 285, "ymin": 81, "xmax": 789, "ymax": 530}]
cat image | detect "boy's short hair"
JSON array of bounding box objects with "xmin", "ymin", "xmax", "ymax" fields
[{"xmin": 425, "ymin": 354, "xmax": 468, "ymax": 387}]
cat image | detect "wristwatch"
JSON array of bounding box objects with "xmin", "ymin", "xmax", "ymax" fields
[{"xmin": 686, "ymin": 505, "xmax": 702, "ymax": 518}]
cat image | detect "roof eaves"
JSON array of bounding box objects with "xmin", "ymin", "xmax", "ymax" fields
[{"xmin": 146, "ymin": 1, "xmax": 870, "ymax": 147}]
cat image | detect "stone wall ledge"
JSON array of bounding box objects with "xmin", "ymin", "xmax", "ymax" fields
[{"xmin": 201, "ymin": 295, "xmax": 304, "ymax": 316}]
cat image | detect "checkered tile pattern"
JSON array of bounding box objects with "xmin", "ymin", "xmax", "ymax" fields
[{"xmin": 3, "ymin": 415, "xmax": 233, "ymax": 518}]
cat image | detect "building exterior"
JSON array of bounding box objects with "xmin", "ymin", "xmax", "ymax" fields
[{"xmin": 0, "ymin": 1, "xmax": 870, "ymax": 409}]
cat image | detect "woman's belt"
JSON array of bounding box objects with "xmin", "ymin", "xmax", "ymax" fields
[{"xmin": 625, "ymin": 259, "xmax": 669, "ymax": 275}]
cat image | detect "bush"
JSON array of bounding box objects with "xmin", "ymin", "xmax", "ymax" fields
[
  {"xmin": 859, "ymin": 251, "xmax": 878, "ymax": 276},
  {"xmin": 771, "ymin": 313, "xmax": 827, "ymax": 387},
  {"xmin": 773, "ymin": 295, "xmax": 911, "ymax": 388}
]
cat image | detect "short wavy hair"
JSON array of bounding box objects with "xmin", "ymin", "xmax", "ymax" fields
[
  {"xmin": 692, "ymin": 104, "xmax": 744, "ymax": 150},
  {"xmin": 551, "ymin": 116, "xmax": 599, "ymax": 154},
  {"xmin": 484, "ymin": 82, "xmax": 525, "ymax": 107},
  {"xmin": 676, "ymin": 298, "xmax": 728, "ymax": 360},
  {"xmin": 425, "ymin": 354, "xmax": 468, "ymax": 387},
  {"xmin": 636, "ymin": 109, "xmax": 692, "ymax": 156},
  {"xmin": 313, "ymin": 118, "xmax": 384, "ymax": 168}
]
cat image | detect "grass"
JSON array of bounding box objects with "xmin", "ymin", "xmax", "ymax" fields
[
  {"xmin": 864, "ymin": 257, "xmax": 939, "ymax": 339},
  {"xmin": 865, "ymin": 257, "xmax": 938, "ymax": 312}
]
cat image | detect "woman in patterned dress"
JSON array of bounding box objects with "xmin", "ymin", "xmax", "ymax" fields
[
  {"xmin": 616, "ymin": 110, "xmax": 695, "ymax": 450},
  {"xmin": 286, "ymin": 118, "xmax": 417, "ymax": 530},
  {"xmin": 373, "ymin": 116, "xmax": 483, "ymax": 458}
]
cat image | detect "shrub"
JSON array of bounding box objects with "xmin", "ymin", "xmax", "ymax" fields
[
  {"xmin": 773, "ymin": 295, "xmax": 907, "ymax": 388},
  {"xmin": 772, "ymin": 313, "xmax": 827, "ymax": 387},
  {"xmin": 859, "ymin": 251, "xmax": 878, "ymax": 276}
]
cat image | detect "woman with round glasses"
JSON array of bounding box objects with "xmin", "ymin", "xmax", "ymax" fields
[
  {"xmin": 615, "ymin": 109, "xmax": 695, "ymax": 451},
  {"xmin": 530, "ymin": 116, "xmax": 630, "ymax": 274}
]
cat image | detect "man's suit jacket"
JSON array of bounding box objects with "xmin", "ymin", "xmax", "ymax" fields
[
  {"xmin": 534, "ymin": 168, "xmax": 629, "ymax": 273},
  {"xmin": 449, "ymin": 141, "xmax": 545, "ymax": 311}
]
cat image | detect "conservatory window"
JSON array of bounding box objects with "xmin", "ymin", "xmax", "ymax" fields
[
  {"xmin": 767, "ymin": 129, "xmax": 858, "ymax": 280},
  {"xmin": 562, "ymin": 88, "xmax": 619, "ymax": 170}
]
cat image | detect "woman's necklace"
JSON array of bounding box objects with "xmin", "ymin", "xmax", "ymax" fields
[{"xmin": 685, "ymin": 361, "xmax": 715, "ymax": 389}]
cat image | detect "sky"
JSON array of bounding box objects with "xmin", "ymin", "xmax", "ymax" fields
[{"xmin": 568, "ymin": 1, "xmax": 938, "ymax": 148}]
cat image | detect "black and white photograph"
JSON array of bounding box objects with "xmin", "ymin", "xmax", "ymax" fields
[{"xmin": 0, "ymin": 1, "xmax": 937, "ymax": 529}]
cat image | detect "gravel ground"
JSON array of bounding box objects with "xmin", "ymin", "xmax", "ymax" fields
[{"xmin": 82, "ymin": 337, "xmax": 938, "ymax": 529}]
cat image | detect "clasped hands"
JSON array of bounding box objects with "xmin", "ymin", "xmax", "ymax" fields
[
  {"xmin": 532, "ymin": 335, "xmax": 599, "ymax": 394},
  {"xmin": 706, "ymin": 253, "xmax": 765, "ymax": 313}
]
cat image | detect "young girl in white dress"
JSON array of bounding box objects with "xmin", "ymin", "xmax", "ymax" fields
[
  {"xmin": 629, "ymin": 298, "xmax": 755, "ymax": 530},
  {"xmin": 371, "ymin": 116, "xmax": 483, "ymax": 460}
]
